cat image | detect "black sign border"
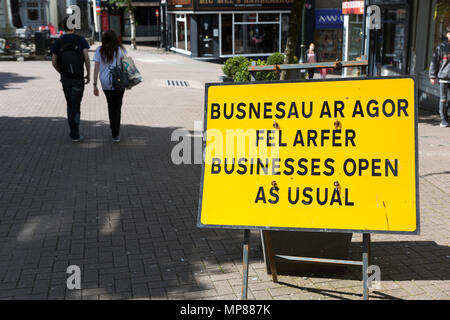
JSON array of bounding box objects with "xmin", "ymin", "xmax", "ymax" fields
[{"xmin": 197, "ymin": 76, "xmax": 420, "ymax": 235}]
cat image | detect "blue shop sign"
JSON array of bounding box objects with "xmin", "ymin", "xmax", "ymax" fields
[{"xmin": 315, "ymin": 9, "xmax": 344, "ymax": 29}]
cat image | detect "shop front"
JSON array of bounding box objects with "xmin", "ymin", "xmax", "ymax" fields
[
  {"xmin": 365, "ymin": 0, "xmax": 412, "ymax": 76},
  {"xmin": 97, "ymin": 0, "xmax": 160, "ymax": 43},
  {"xmin": 342, "ymin": 0, "xmax": 364, "ymax": 77},
  {"xmin": 167, "ymin": 0, "xmax": 293, "ymax": 58},
  {"xmin": 340, "ymin": 0, "xmax": 449, "ymax": 112},
  {"xmin": 409, "ymin": 0, "xmax": 450, "ymax": 111},
  {"xmin": 123, "ymin": 1, "xmax": 160, "ymax": 42},
  {"xmin": 314, "ymin": 8, "xmax": 343, "ymax": 61}
]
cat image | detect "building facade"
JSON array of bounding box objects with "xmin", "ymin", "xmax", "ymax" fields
[
  {"xmin": 166, "ymin": 0, "xmax": 294, "ymax": 58},
  {"xmin": 96, "ymin": 0, "xmax": 160, "ymax": 43},
  {"xmin": 164, "ymin": 0, "xmax": 449, "ymax": 110},
  {"xmin": 406, "ymin": 0, "xmax": 449, "ymax": 111},
  {"xmin": 165, "ymin": 0, "xmax": 351, "ymax": 60},
  {"xmin": 1, "ymin": 0, "xmax": 14, "ymax": 35}
]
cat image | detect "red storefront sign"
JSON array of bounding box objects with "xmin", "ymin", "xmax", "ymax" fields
[
  {"xmin": 342, "ymin": 0, "xmax": 364, "ymax": 14},
  {"xmin": 101, "ymin": 12, "xmax": 109, "ymax": 31}
]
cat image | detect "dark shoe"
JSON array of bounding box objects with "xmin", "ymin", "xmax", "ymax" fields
[
  {"xmin": 71, "ymin": 135, "xmax": 84, "ymax": 142},
  {"xmin": 112, "ymin": 136, "xmax": 120, "ymax": 143}
]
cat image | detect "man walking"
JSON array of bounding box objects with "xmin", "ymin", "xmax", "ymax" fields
[
  {"xmin": 430, "ymin": 25, "xmax": 450, "ymax": 128},
  {"xmin": 51, "ymin": 17, "xmax": 90, "ymax": 141}
]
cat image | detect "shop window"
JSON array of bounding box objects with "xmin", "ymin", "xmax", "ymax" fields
[
  {"xmin": 135, "ymin": 7, "xmax": 158, "ymax": 26},
  {"xmin": 314, "ymin": 30, "xmax": 343, "ymax": 61},
  {"xmin": 221, "ymin": 14, "xmax": 232, "ymax": 55},
  {"xmin": 177, "ymin": 20, "xmax": 186, "ymax": 50},
  {"xmin": 427, "ymin": 0, "xmax": 450, "ymax": 67},
  {"xmin": 124, "ymin": 8, "xmax": 159, "ymax": 37},
  {"xmin": 375, "ymin": 5, "xmax": 410, "ymax": 74},
  {"xmin": 235, "ymin": 14, "xmax": 256, "ymax": 23},
  {"xmin": 235, "ymin": 24, "xmax": 279, "ymax": 54},
  {"xmin": 26, "ymin": 1, "xmax": 39, "ymax": 21},
  {"xmin": 258, "ymin": 13, "xmax": 279, "ymax": 22},
  {"xmin": 381, "ymin": 20, "xmax": 405, "ymax": 70},
  {"xmin": 171, "ymin": 14, "xmax": 190, "ymax": 52},
  {"xmin": 347, "ymin": 14, "xmax": 363, "ymax": 61},
  {"xmin": 281, "ymin": 14, "xmax": 289, "ymax": 52},
  {"xmin": 187, "ymin": 15, "xmax": 191, "ymax": 51},
  {"xmin": 172, "ymin": 14, "xmax": 176, "ymax": 47},
  {"xmin": 27, "ymin": 9, "xmax": 38, "ymax": 21}
]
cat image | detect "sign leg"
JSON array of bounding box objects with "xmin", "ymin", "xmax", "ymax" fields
[
  {"xmin": 263, "ymin": 230, "xmax": 278, "ymax": 283},
  {"xmin": 362, "ymin": 233, "xmax": 369, "ymax": 300},
  {"xmin": 241, "ymin": 229, "xmax": 250, "ymax": 300}
]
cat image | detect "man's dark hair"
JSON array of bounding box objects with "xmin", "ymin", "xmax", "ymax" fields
[
  {"xmin": 60, "ymin": 16, "xmax": 74, "ymax": 32},
  {"xmin": 446, "ymin": 25, "xmax": 450, "ymax": 33}
]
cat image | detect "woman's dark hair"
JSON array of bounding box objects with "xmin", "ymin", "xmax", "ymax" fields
[{"xmin": 100, "ymin": 30, "xmax": 124, "ymax": 63}]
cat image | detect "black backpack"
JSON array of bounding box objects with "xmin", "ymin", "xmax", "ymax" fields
[{"xmin": 58, "ymin": 35, "xmax": 84, "ymax": 78}]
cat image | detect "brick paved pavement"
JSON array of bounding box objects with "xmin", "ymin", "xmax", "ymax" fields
[{"xmin": 0, "ymin": 46, "xmax": 449, "ymax": 300}]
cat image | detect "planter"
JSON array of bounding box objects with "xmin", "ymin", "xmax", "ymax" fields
[
  {"xmin": 219, "ymin": 75, "xmax": 234, "ymax": 82},
  {"xmin": 261, "ymin": 230, "xmax": 353, "ymax": 276}
]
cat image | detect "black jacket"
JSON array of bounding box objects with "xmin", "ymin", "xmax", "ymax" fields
[{"xmin": 429, "ymin": 40, "xmax": 450, "ymax": 81}]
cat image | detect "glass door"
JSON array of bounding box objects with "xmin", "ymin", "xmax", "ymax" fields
[
  {"xmin": 198, "ymin": 15, "xmax": 214, "ymax": 56},
  {"xmin": 375, "ymin": 2, "xmax": 411, "ymax": 75}
]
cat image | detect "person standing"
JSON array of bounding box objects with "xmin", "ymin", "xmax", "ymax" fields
[
  {"xmin": 92, "ymin": 30, "xmax": 127, "ymax": 143},
  {"xmin": 430, "ymin": 25, "xmax": 450, "ymax": 128},
  {"xmin": 51, "ymin": 17, "xmax": 90, "ymax": 142},
  {"xmin": 305, "ymin": 43, "xmax": 318, "ymax": 79}
]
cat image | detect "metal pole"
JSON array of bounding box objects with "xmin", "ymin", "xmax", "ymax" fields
[
  {"xmin": 362, "ymin": 233, "xmax": 369, "ymax": 300},
  {"xmin": 299, "ymin": 1, "xmax": 306, "ymax": 79},
  {"xmin": 362, "ymin": 0, "xmax": 368, "ymax": 59},
  {"xmin": 165, "ymin": 1, "xmax": 169, "ymax": 51},
  {"xmin": 250, "ymin": 60, "xmax": 256, "ymax": 81},
  {"xmin": 241, "ymin": 229, "xmax": 250, "ymax": 300}
]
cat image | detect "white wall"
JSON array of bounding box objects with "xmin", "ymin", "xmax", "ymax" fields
[{"xmin": 0, "ymin": 0, "xmax": 14, "ymax": 31}]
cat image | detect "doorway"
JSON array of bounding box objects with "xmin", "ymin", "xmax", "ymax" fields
[{"xmin": 198, "ymin": 15, "xmax": 214, "ymax": 56}]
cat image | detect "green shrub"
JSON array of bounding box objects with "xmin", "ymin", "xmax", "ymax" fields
[
  {"xmin": 266, "ymin": 52, "xmax": 285, "ymax": 66},
  {"xmin": 223, "ymin": 52, "xmax": 294, "ymax": 82},
  {"xmin": 258, "ymin": 53, "xmax": 286, "ymax": 81},
  {"xmin": 222, "ymin": 56, "xmax": 250, "ymax": 78}
]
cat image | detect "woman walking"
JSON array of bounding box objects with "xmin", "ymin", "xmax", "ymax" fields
[
  {"xmin": 305, "ymin": 43, "xmax": 318, "ymax": 79},
  {"xmin": 93, "ymin": 30, "xmax": 126, "ymax": 143}
]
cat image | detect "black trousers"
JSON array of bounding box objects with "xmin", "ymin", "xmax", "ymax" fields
[
  {"xmin": 439, "ymin": 82, "xmax": 449, "ymax": 123},
  {"xmin": 61, "ymin": 77, "xmax": 84, "ymax": 139},
  {"xmin": 103, "ymin": 89, "xmax": 125, "ymax": 138}
]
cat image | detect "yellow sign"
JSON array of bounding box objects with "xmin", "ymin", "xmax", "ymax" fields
[{"xmin": 198, "ymin": 77, "xmax": 419, "ymax": 234}]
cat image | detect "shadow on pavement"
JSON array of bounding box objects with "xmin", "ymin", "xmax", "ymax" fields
[
  {"xmin": 0, "ymin": 116, "xmax": 448, "ymax": 300},
  {"xmin": 0, "ymin": 72, "xmax": 39, "ymax": 90},
  {"xmin": 0, "ymin": 116, "xmax": 259, "ymax": 300},
  {"xmin": 418, "ymin": 106, "xmax": 442, "ymax": 126},
  {"xmin": 277, "ymin": 281, "xmax": 399, "ymax": 300}
]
